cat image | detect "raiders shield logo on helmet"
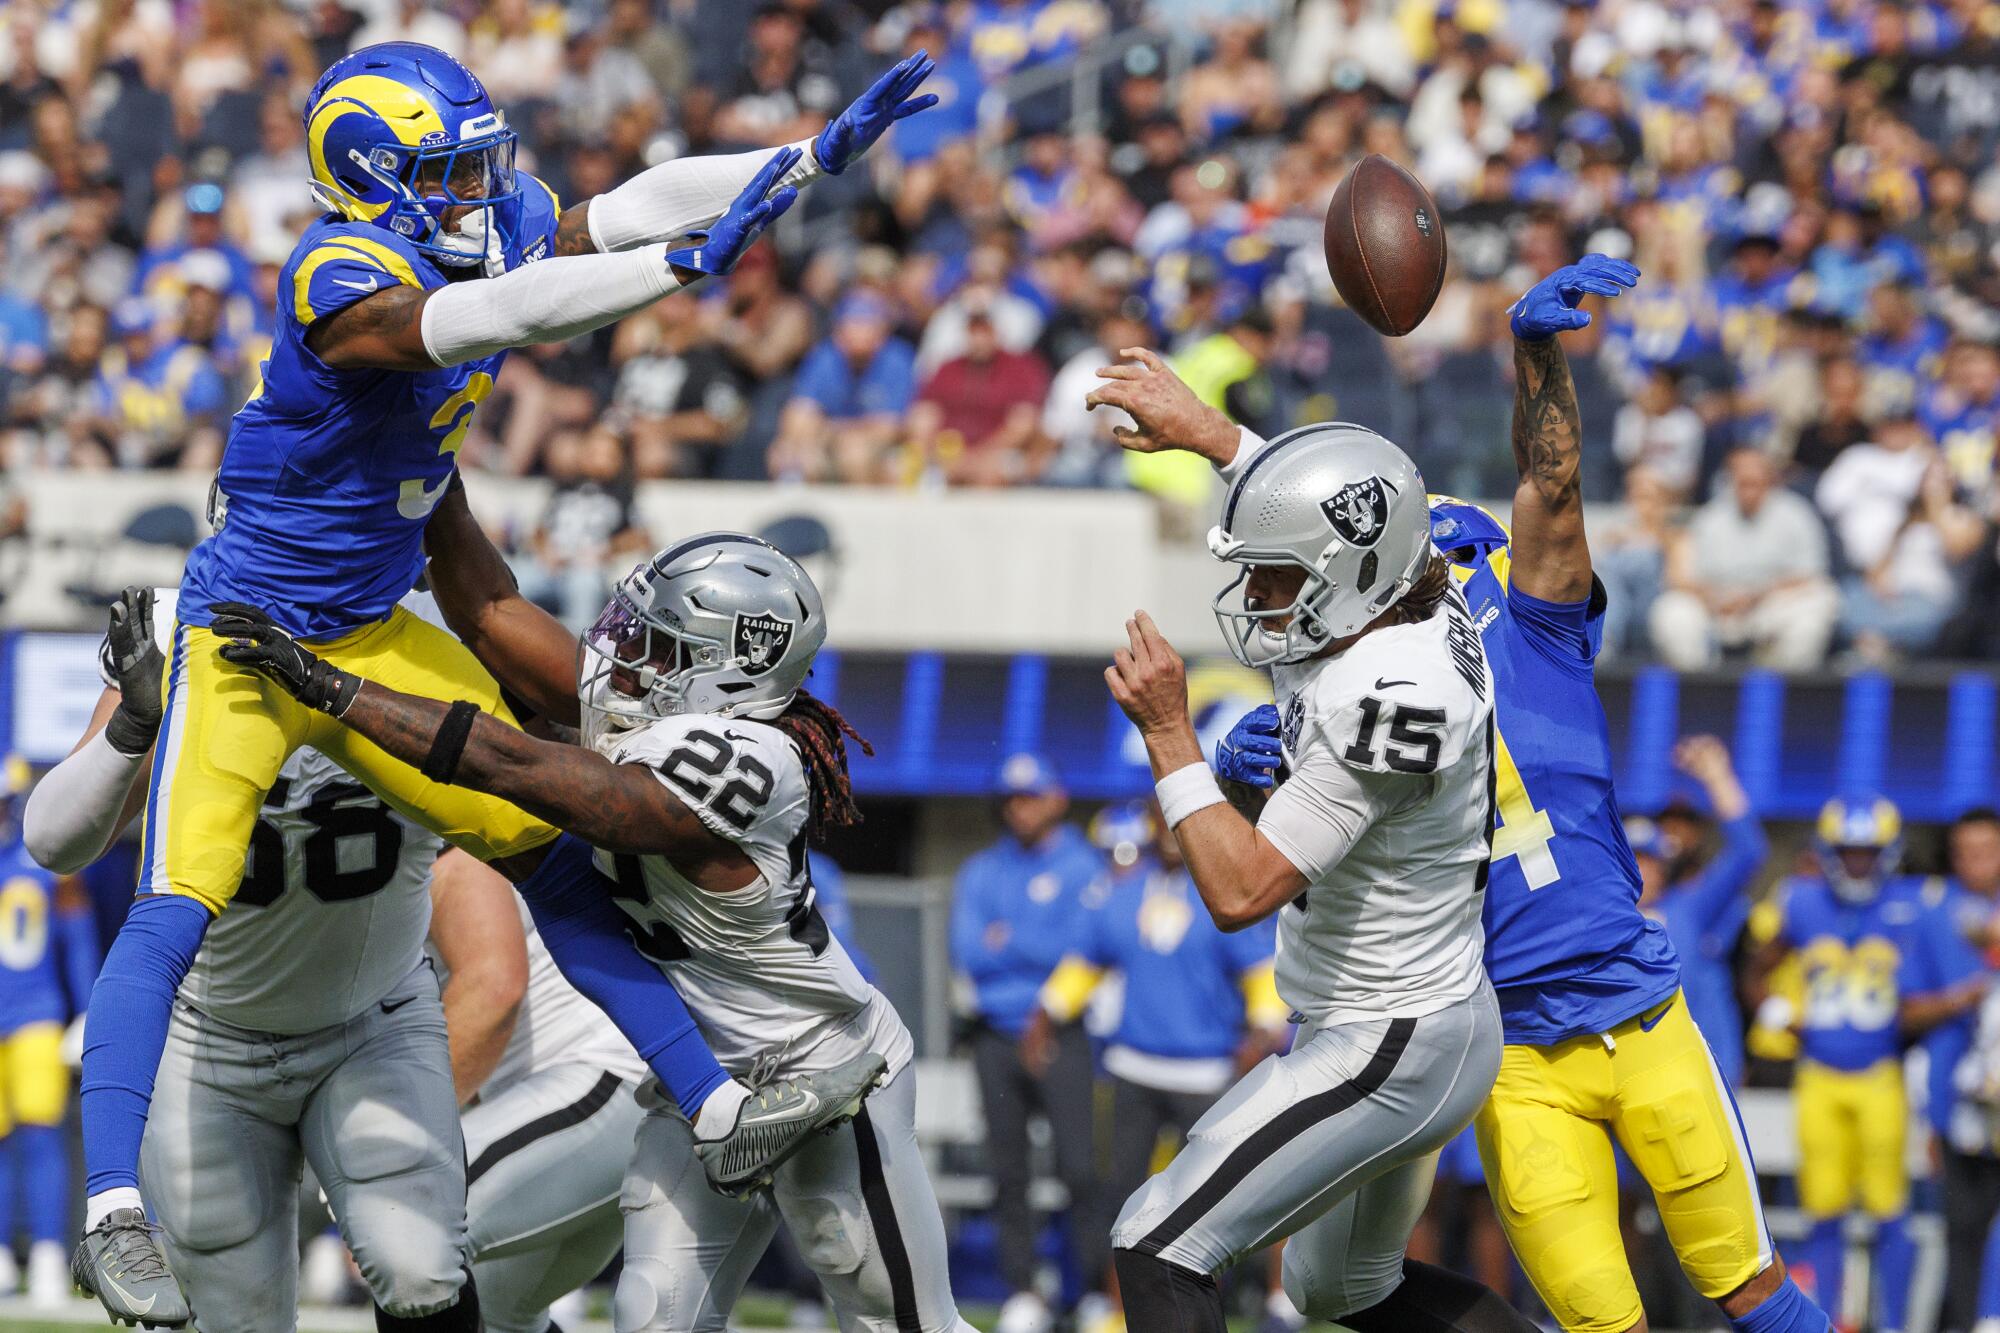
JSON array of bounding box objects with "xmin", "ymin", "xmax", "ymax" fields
[
  {"xmin": 1321, "ymin": 476, "xmax": 1395, "ymax": 547},
  {"xmin": 732, "ymin": 612, "xmax": 795, "ymax": 676}
]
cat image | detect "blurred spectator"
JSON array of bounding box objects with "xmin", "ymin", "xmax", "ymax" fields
[
  {"xmin": 1908, "ymin": 808, "xmax": 2000, "ymax": 1333},
  {"xmin": 464, "ymin": 0, "xmax": 564, "ymax": 105},
  {"xmin": 93, "ymin": 296, "xmax": 227, "ymax": 471},
  {"xmin": 1283, "ymin": 0, "xmax": 1416, "ymax": 100},
  {"xmin": 906, "ymin": 302, "xmax": 1052, "ymax": 486},
  {"xmin": 1816, "ymin": 414, "xmax": 1980, "ymax": 662},
  {"xmin": 352, "ymin": 0, "xmax": 468, "ymax": 59},
  {"xmin": 512, "ymin": 422, "xmax": 652, "ymax": 631},
  {"xmin": 1789, "ymin": 355, "xmax": 1872, "ymax": 483},
  {"xmin": 609, "ymin": 289, "xmax": 752, "ymax": 480},
  {"xmin": 702, "ymin": 243, "xmax": 813, "ymax": 385},
  {"xmin": 950, "ymin": 754, "xmax": 1104, "ymax": 1333},
  {"xmin": 769, "ymin": 292, "xmax": 917, "ymax": 483},
  {"xmin": 3, "ymin": 302, "xmax": 110, "ymax": 469},
  {"xmin": 711, "ymin": 3, "xmax": 839, "ymax": 149},
  {"xmin": 1593, "ymin": 466, "xmax": 1675, "ymax": 659},
  {"xmin": 1922, "ymin": 338, "xmax": 2000, "ymax": 504},
  {"xmin": 1650, "ymin": 446, "xmax": 1838, "ymax": 669},
  {"xmin": 1024, "ymin": 801, "xmax": 1285, "ymax": 1329},
  {"xmin": 1042, "ymin": 305, "xmax": 1149, "ymax": 488},
  {"xmin": 1611, "ymin": 366, "xmax": 1704, "ymax": 500},
  {"xmin": 1857, "ymin": 280, "xmax": 1949, "ymax": 419},
  {"xmin": 1632, "ymin": 736, "xmax": 1766, "ymax": 1086},
  {"xmin": 1178, "ymin": 19, "xmax": 1282, "ymax": 145}
]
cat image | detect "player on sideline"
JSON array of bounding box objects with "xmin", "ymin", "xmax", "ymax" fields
[
  {"xmin": 22, "ymin": 588, "xmax": 637, "ymax": 1333},
  {"xmin": 1092, "ymin": 420, "xmax": 1537, "ymax": 1333},
  {"xmin": 1087, "ymin": 256, "xmax": 1833, "ymax": 1333},
  {"xmin": 210, "ymin": 527, "xmax": 975, "ymax": 1333},
  {"xmin": 68, "ymin": 41, "xmax": 934, "ymax": 1325}
]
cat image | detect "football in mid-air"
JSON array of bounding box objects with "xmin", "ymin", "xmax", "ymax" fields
[{"xmin": 1324, "ymin": 154, "xmax": 1448, "ymax": 337}]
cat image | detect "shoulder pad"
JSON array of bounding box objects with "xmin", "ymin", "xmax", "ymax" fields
[{"xmin": 288, "ymin": 224, "xmax": 428, "ymax": 329}]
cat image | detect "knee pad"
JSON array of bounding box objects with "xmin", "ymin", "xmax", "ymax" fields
[
  {"xmin": 374, "ymin": 1268, "xmax": 478, "ymax": 1332},
  {"xmin": 1281, "ymin": 1240, "xmax": 1399, "ymax": 1323},
  {"xmin": 614, "ymin": 1254, "xmax": 729, "ymax": 1333},
  {"xmin": 782, "ymin": 1190, "xmax": 867, "ymax": 1277}
]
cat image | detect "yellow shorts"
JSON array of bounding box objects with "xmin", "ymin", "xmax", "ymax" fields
[
  {"xmin": 1793, "ymin": 1058, "xmax": 1908, "ymax": 1220},
  {"xmin": 0, "ymin": 1022, "xmax": 68, "ymax": 1135},
  {"xmin": 141, "ymin": 607, "xmax": 559, "ymax": 911},
  {"xmin": 1474, "ymin": 991, "xmax": 1773, "ymax": 1333}
]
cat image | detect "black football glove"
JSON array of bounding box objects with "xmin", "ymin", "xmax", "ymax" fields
[
  {"xmin": 210, "ymin": 602, "xmax": 361, "ymax": 717},
  {"xmin": 102, "ymin": 586, "xmax": 165, "ymax": 756}
]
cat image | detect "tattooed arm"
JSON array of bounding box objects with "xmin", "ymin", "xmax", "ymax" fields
[
  {"xmin": 553, "ymin": 199, "xmax": 597, "ymax": 257},
  {"xmin": 1507, "ymin": 333, "xmax": 1593, "ymax": 603},
  {"xmin": 306, "ymin": 285, "xmax": 438, "ymax": 372},
  {"xmin": 339, "ymin": 680, "xmax": 757, "ymax": 886},
  {"xmin": 1504, "ymin": 254, "xmax": 1640, "ymax": 603}
]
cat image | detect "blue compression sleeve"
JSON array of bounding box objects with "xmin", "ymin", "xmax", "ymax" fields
[
  {"xmin": 1731, "ymin": 1275, "xmax": 1831, "ymax": 1333},
  {"xmin": 515, "ymin": 834, "xmax": 729, "ymax": 1113},
  {"xmin": 79, "ymin": 893, "xmax": 210, "ymax": 1195},
  {"xmin": 18, "ymin": 1125, "xmax": 67, "ymax": 1243},
  {"xmin": 1872, "ymin": 1213, "xmax": 1914, "ymax": 1332},
  {"xmin": 1795, "ymin": 1217, "xmax": 1846, "ymax": 1319}
]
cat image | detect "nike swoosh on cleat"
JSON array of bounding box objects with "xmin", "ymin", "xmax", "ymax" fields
[
  {"xmin": 1374, "ymin": 678, "xmax": 1417, "ymax": 690},
  {"xmin": 102, "ymin": 1276, "xmax": 156, "ymax": 1315}
]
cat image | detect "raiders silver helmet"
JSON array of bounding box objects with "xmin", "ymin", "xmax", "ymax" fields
[
  {"xmin": 579, "ymin": 532, "xmax": 827, "ymax": 752},
  {"xmin": 1208, "ymin": 422, "xmax": 1433, "ymax": 667}
]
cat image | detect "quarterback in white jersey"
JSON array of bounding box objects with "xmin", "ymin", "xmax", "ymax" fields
[
  {"xmin": 215, "ymin": 514, "xmax": 972, "ymax": 1333},
  {"xmin": 24, "ymin": 588, "xmax": 472, "ymax": 1330},
  {"xmin": 1098, "ymin": 422, "xmax": 1536, "ymax": 1333}
]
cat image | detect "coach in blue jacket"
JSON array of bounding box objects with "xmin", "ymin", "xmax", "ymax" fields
[{"xmin": 951, "ymin": 753, "xmax": 1104, "ymax": 1330}]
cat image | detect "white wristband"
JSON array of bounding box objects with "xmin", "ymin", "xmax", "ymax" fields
[{"xmin": 1156, "ymin": 762, "xmax": 1226, "ymax": 829}]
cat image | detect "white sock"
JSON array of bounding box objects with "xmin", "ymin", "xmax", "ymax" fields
[
  {"xmin": 691, "ymin": 1078, "xmax": 752, "ymax": 1140},
  {"xmin": 85, "ymin": 1187, "xmax": 144, "ymax": 1231}
]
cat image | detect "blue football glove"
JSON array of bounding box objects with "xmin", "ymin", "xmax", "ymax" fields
[
  {"xmin": 1508, "ymin": 254, "xmax": 1641, "ymax": 341},
  {"xmin": 813, "ymin": 50, "xmax": 939, "ymax": 176},
  {"xmin": 1215, "ymin": 704, "xmax": 1283, "ymax": 789},
  {"xmin": 665, "ymin": 145, "xmax": 802, "ymax": 277}
]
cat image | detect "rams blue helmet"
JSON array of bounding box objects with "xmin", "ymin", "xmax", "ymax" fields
[
  {"xmin": 1815, "ymin": 793, "xmax": 1904, "ymax": 903},
  {"xmin": 304, "ymin": 42, "xmax": 522, "ymax": 268},
  {"xmin": 1428, "ymin": 495, "xmax": 1511, "ymax": 565}
]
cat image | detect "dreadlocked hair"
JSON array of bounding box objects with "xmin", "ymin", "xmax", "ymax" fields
[
  {"xmin": 1392, "ymin": 553, "xmax": 1453, "ymax": 623},
  {"xmin": 774, "ymin": 688, "xmax": 874, "ymax": 844}
]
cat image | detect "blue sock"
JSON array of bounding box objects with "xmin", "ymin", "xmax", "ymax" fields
[
  {"xmin": 79, "ymin": 893, "xmax": 211, "ymax": 1196},
  {"xmin": 1731, "ymin": 1275, "xmax": 1831, "ymax": 1333},
  {"xmin": 1794, "ymin": 1217, "xmax": 1846, "ymax": 1318},
  {"xmin": 1871, "ymin": 1213, "xmax": 1915, "ymax": 1332},
  {"xmin": 515, "ymin": 834, "xmax": 729, "ymax": 1114},
  {"xmin": 0, "ymin": 1130, "xmax": 18, "ymax": 1248},
  {"xmin": 15, "ymin": 1126, "xmax": 66, "ymax": 1244},
  {"xmin": 1978, "ymin": 1202, "xmax": 2000, "ymax": 1321}
]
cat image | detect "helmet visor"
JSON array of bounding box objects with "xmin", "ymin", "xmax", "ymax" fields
[
  {"xmin": 577, "ymin": 575, "xmax": 730, "ymax": 744},
  {"xmin": 403, "ymin": 130, "xmax": 517, "ymax": 210}
]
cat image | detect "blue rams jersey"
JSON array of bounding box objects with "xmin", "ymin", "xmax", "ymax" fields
[
  {"xmin": 1898, "ymin": 877, "xmax": 1990, "ymax": 1136},
  {"xmin": 1454, "ymin": 554, "xmax": 1681, "ymax": 1045},
  {"xmin": 1775, "ymin": 874, "xmax": 1928, "ymax": 1071},
  {"xmin": 0, "ymin": 839, "xmax": 93, "ymax": 1036},
  {"xmin": 1646, "ymin": 811, "xmax": 1768, "ymax": 1084},
  {"xmin": 179, "ymin": 177, "xmax": 562, "ymax": 639},
  {"xmin": 950, "ymin": 824, "xmax": 1104, "ymax": 1035},
  {"xmin": 1077, "ymin": 862, "xmax": 1276, "ymax": 1062}
]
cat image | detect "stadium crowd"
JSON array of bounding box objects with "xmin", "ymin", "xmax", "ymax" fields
[{"xmin": 1, "ymin": 0, "xmax": 1999, "ymax": 665}]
